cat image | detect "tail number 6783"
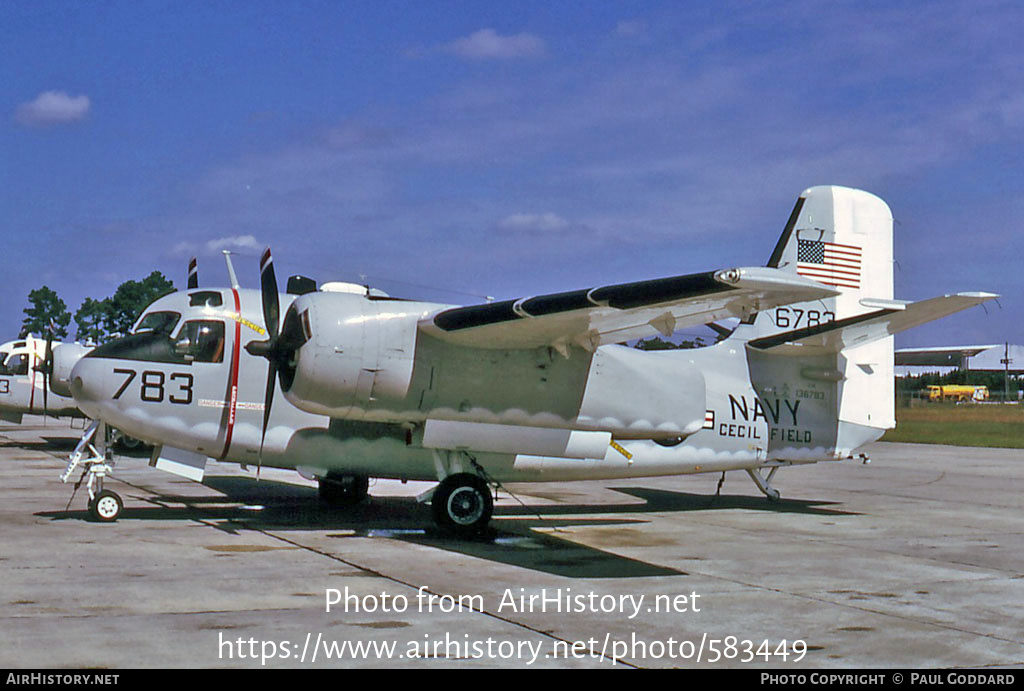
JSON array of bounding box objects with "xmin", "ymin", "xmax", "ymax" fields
[{"xmin": 775, "ymin": 307, "xmax": 835, "ymax": 329}]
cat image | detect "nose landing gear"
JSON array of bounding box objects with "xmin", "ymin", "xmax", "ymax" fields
[{"xmin": 62, "ymin": 420, "xmax": 124, "ymax": 521}]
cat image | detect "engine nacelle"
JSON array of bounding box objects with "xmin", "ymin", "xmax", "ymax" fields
[
  {"xmin": 282, "ymin": 292, "xmax": 432, "ymax": 418},
  {"xmin": 50, "ymin": 343, "xmax": 92, "ymax": 398}
]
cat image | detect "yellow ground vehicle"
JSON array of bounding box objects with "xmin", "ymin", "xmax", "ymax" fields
[{"xmin": 926, "ymin": 385, "xmax": 989, "ymax": 402}]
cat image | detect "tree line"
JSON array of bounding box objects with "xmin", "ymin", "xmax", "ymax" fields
[{"xmin": 20, "ymin": 272, "xmax": 175, "ymax": 344}]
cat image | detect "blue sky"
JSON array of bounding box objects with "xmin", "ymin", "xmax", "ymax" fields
[{"xmin": 3, "ymin": 0, "xmax": 1022, "ymax": 347}]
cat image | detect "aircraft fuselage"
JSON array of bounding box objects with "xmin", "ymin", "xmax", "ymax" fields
[{"xmin": 69, "ymin": 287, "xmax": 874, "ymax": 484}]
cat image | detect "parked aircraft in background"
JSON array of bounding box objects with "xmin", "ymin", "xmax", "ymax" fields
[{"xmin": 0, "ymin": 335, "xmax": 89, "ymax": 423}]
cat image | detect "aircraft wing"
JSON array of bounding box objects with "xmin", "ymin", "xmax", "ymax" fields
[
  {"xmin": 747, "ymin": 292, "xmax": 998, "ymax": 355},
  {"xmin": 421, "ymin": 266, "xmax": 839, "ymax": 351},
  {"xmin": 895, "ymin": 345, "xmax": 997, "ymax": 367}
]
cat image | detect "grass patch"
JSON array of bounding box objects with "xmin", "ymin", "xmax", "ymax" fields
[{"xmin": 883, "ymin": 403, "xmax": 1024, "ymax": 448}]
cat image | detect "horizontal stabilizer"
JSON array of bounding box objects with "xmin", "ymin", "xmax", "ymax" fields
[{"xmin": 747, "ymin": 292, "xmax": 998, "ymax": 355}]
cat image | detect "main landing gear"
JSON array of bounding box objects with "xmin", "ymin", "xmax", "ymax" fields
[
  {"xmin": 431, "ymin": 473, "xmax": 493, "ymax": 537},
  {"xmin": 61, "ymin": 420, "xmax": 124, "ymax": 522},
  {"xmin": 424, "ymin": 450, "xmax": 496, "ymax": 537},
  {"xmin": 318, "ymin": 473, "xmax": 370, "ymax": 507},
  {"xmin": 316, "ymin": 458, "xmax": 496, "ymax": 536}
]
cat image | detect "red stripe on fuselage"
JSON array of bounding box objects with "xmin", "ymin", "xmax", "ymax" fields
[{"xmin": 219, "ymin": 289, "xmax": 243, "ymax": 460}]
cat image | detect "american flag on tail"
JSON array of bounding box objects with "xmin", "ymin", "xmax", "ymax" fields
[{"xmin": 796, "ymin": 238, "xmax": 862, "ymax": 289}]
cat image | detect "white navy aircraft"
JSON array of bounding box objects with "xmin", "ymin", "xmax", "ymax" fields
[
  {"xmin": 65, "ymin": 186, "xmax": 996, "ymax": 533},
  {"xmin": 0, "ymin": 335, "xmax": 90, "ymax": 424}
]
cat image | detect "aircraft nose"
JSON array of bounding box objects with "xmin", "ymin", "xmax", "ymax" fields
[{"xmin": 69, "ymin": 356, "xmax": 108, "ymax": 418}]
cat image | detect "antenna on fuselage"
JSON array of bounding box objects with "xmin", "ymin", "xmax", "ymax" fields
[{"xmin": 222, "ymin": 251, "xmax": 241, "ymax": 290}]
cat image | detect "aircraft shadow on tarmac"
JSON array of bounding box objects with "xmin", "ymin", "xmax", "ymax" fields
[
  {"xmin": 1, "ymin": 435, "xmax": 152, "ymax": 459},
  {"xmin": 0, "ymin": 436, "xmax": 80, "ymax": 452},
  {"xmin": 38, "ymin": 473, "xmax": 859, "ymax": 580}
]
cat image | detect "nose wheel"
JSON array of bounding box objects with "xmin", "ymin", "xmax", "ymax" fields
[
  {"xmin": 89, "ymin": 489, "xmax": 124, "ymax": 522},
  {"xmin": 431, "ymin": 473, "xmax": 493, "ymax": 537}
]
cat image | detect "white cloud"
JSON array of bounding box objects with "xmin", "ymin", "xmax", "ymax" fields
[
  {"xmin": 205, "ymin": 235, "xmax": 263, "ymax": 253},
  {"xmin": 14, "ymin": 90, "xmax": 90, "ymax": 126},
  {"xmin": 498, "ymin": 213, "xmax": 570, "ymax": 233},
  {"xmin": 170, "ymin": 241, "xmax": 198, "ymax": 257},
  {"xmin": 446, "ymin": 29, "xmax": 545, "ymax": 60},
  {"xmin": 168, "ymin": 235, "xmax": 262, "ymax": 258},
  {"xmin": 616, "ymin": 20, "xmax": 646, "ymax": 37}
]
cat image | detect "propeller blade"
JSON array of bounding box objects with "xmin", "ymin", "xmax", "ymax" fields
[
  {"xmin": 42, "ymin": 328, "xmax": 53, "ymax": 420},
  {"xmin": 257, "ymin": 360, "xmax": 277, "ymax": 480},
  {"xmin": 260, "ymin": 248, "xmax": 280, "ymax": 342},
  {"xmin": 255, "ymin": 247, "xmax": 281, "ymax": 480},
  {"xmin": 187, "ymin": 256, "xmax": 199, "ymax": 289}
]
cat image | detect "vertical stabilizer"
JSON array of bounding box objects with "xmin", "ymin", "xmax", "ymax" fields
[
  {"xmin": 746, "ymin": 185, "xmax": 894, "ymax": 336},
  {"xmin": 738, "ymin": 186, "xmax": 897, "ymax": 457}
]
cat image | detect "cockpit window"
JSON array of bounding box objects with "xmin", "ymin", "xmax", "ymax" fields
[
  {"xmin": 1, "ymin": 354, "xmax": 30, "ymax": 376},
  {"xmin": 174, "ymin": 320, "xmax": 226, "ymax": 363},
  {"xmin": 134, "ymin": 311, "xmax": 181, "ymax": 335},
  {"xmin": 188, "ymin": 291, "xmax": 223, "ymax": 308}
]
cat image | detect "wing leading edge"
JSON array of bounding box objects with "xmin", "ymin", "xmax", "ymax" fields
[{"xmin": 421, "ymin": 266, "xmax": 839, "ymax": 352}]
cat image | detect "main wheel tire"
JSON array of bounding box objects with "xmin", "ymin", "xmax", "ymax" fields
[
  {"xmin": 89, "ymin": 490, "xmax": 123, "ymax": 522},
  {"xmin": 431, "ymin": 473, "xmax": 493, "ymax": 537},
  {"xmin": 318, "ymin": 474, "xmax": 370, "ymax": 507}
]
